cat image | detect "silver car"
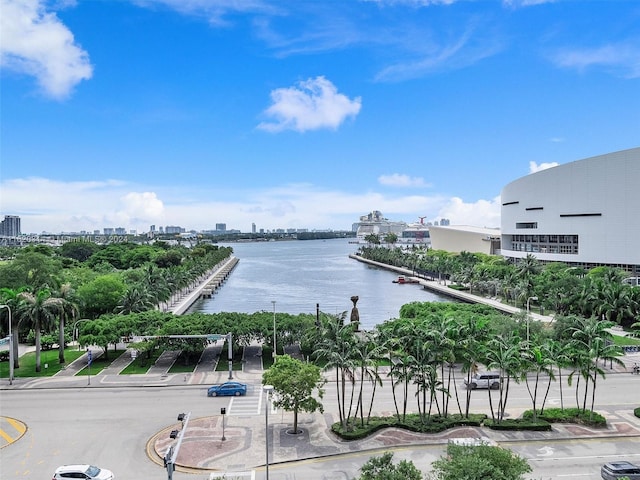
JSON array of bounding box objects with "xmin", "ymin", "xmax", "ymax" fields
[
  {"xmin": 601, "ymin": 461, "xmax": 640, "ymax": 480},
  {"xmin": 464, "ymin": 372, "xmax": 501, "ymax": 390}
]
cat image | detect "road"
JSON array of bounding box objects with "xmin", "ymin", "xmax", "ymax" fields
[{"xmin": 1, "ymin": 372, "xmax": 639, "ymax": 480}]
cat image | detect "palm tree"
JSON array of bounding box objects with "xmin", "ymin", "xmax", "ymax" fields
[
  {"xmin": 0, "ymin": 287, "xmax": 25, "ymax": 370},
  {"xmin": 351, "ymin": 330, "xmax": 383, "ymax": 426},
  {"xmin": 54, "ymin": 283, "xmax": 79, "ymax": 364},
  {"xmin": 16, "ymin": 290, "xmax": 62, "ymax": 373},
  {"xmin": 314, "ymin": 313, "xmax": 357, "ymax": 429},
  {"xmin": 568, "ymin": 316, "xmax": 624, "ymax": 418},
  {"xmin": 546, "ymin": 339, "xmax": 574, "ymax": 410},
  {"xmin": 116, "ymin": 284, "xmax": 156, "ymax": 314},
  {"xmin": 485, "ymin": 333, "xmax": 523, "ymax": 423},
  {"xmin": 522, "ymin": 342, "xmax": 555, "ymax": 421}
]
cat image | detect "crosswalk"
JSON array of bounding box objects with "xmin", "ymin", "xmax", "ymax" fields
[{"xmin": 225, "ymin": 388, "xmax": 277, "ymax": 416}]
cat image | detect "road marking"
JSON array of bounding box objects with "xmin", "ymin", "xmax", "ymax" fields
[{"xmin": 0, "ymin": 416, "xmax": 27, "ymax": 446}]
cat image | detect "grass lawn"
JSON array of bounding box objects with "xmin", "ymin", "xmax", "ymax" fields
[
  {"xmin": 119, "ymin": 348, "xmax": 165, "ymax": 374},
  {"xmin": 0, "ymin": 348, "xmax": 86, "ymax": 378},
  {"xmin": 612, "ymin": 334, "xmax": 640, "ymax": 346},
  {"xmin": 75, "ymin": 349, "xmax": 126, "ymax": 376},
  {"xmin": 168, "ymin": 350, "xmax": 203, "ymax": 373}
]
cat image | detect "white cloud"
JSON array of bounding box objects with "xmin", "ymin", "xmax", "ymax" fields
[
  {"xmin": 551, "ymin": 40, "xmax": 640, "ymax": 78},
  {"xmin": 1, "ymin": 177, "xmax": 500, "ymax": 234},
  {"xmin": 130, "ymin": 0, "xmax": 273, "ymax": 27},
  {"xmin": 502, "ymin": 0, "xmax": 556, "ymax": 7},
  {"xmin": 378, "ymin": 173, "xmax": 430, "ymax": 188},
  {"xmin": 257, "ymin": 76, "xmax": 362, "ymax": 132},
  {"xmin": 374, "ymin": 21, "xmax": 503, "ymax": 82},
  {"xmin": 437, "ymin": 196, "xmax": 501, "ymax": 228},
  {"xmin": 0, "ymin": 0, "xmax": 93, "ymax": 99},
  {"xmin": 529, "ymin": 161, "xmax": 558, "ymax": 173}
]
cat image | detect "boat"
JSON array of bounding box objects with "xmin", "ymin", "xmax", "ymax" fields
[
  {"xmin": 392, "ymin": 275, "xmax": 420, "ymax": 284},
  {"xmin": 354, "ymin": 211, "xmax": 432, "ymax": 247},
  {"xmin": 355, "ymin": 210, "xmax": 406, "ymax": 243}
]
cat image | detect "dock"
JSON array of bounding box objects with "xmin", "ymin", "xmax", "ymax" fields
[{"xmin": 168, "ymin": 256, "xmax": 239, "ymax": 315}]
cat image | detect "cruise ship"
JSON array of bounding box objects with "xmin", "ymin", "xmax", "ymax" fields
[{"xmin": 354, "ymin": 211, "xmax": 431, "ymax": 246}]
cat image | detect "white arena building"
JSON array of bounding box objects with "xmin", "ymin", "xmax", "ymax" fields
[{"xmin": 500, "ymin": 147, "xmax": 640, "ymax": 275}]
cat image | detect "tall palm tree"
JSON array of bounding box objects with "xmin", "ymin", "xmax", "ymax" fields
[
  {"xmin": 0, "ymin": 287, "xmax": 25, "ymax": 370},
  {"xmin": 16, "ymin": 290, "xmax": 62, "ymax": 372},
  {"xmin": 55, "ymin": 283, "xmax": 79, "ymax": 364},
  {"xmin": 568, "ymin": 316, "xmax": 624, "ymax": 417},
  {"xmin": 485, "ymin": 333, "xmax": 523, "ymax": 422},
  {"xmin": 522, "ymin": 342, "xmax": 555, "ymax": 421},
  {"xmin": 314, "ymin": 313, "xmax": 357, "ymax": 429}
]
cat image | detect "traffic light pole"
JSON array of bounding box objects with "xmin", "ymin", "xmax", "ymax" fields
[{"xmin": 165, "ymin": 412, "xmax": 191, "ymax": 480}]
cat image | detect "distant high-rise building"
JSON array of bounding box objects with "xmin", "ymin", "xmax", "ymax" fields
[
  {"xmin": 440, "ymin": 218, "xmax": 450, "ymax": 226},
  {"xmin": 115, "ymin": 227, "xmax": 126, "ymax": 235},
  {"xmin": 0, "ymin": 215, "xmax": 21, "ymax": 236},
  {"xmin": 150, "ymin": 225, "xmax": 156, "ymax": 232},
  {"xmin": 252, "ymin": 223, "xmax": 256, "ymax": 234},
  {"xmin": 215, "ymin": 223, "xmax": 226, "ymax": 232},
  {"xmin": 165, "ymin": 225, "xmax": 184, "ymax": 234},
  {"xmin": 104, "ymin": 228, "xmax": 114, "ymax": 235}
]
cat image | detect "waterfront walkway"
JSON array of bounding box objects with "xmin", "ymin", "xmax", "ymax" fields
[
  {"xmin": 167, "ymin": 255, "xmax": 239, "ymax": 314},
  {"xmin": 350, "ymin": 254, "xmax": 553, "ymax": 324}
]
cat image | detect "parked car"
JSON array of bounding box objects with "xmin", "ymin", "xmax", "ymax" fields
[
  {"xmin": 464, "ymin": 372, "xmax": 501, "ymax": 390},
  {"xmin": 52, "ymin": 464, "xmax": 114, "ymax": 480},
  {"xmin": 601, "ymin": 461, "xmax": 640, "ymax": 480},
  {"xmin": 207, "ymin": 381, "xmax": 247, "ymax": 397}
]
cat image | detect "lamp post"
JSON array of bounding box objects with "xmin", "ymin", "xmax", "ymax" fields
[
  {"xmin": 271, "ymin": 301, "xmax": 277, "ymax": 359},
  {"xmin": 72, "ymin": 319, "xmax": 91, "ymax": 350},
  {"xmin": 0, "ymin": 305, "xmax": 13, "ymax": 385},
  {"xmin": 263, "ymin": 384, "xmax": 274, "ymax": 480},
  {"xmin": 526, "ymin": 296, "xmax": 538, "ymax": 343}
]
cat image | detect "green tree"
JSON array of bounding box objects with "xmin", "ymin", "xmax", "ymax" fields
[
  {"xmin": 314, "ymin": 313, "xmax": 357, "ymax": 429},
  {"xmin": 54, "ymin": 283, "xmax": 79, "ymax": 364},
  {"xmin": 0, "ymin": 250, "xmax": 61, "ymax": 291},
  {"xmin": 77, "ymin": 274, "xmax": 126, "ymax": 319},
  {"xmin": 16, "ymin": 290, "xmax": 62, "ymax": 372},
  {"xmin": 357, "ymin": 452, "xmax": 423, "ymax": 480},
  {"xmin": 364, "ymin": 233, "xmax": 380, "ymax": 245},
  {"xmin": 262, "ymin": 354, "xmax": 325, "ymax": 434},
  {"xmin": 430, "ymin": 443, "xmax": 531, "ymax": 480},
  {"xmin": 59, "ymin": 241, "xmax": 100, "ymax": 262}
]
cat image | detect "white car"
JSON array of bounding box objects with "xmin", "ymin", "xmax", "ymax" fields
[
  {"xmin": 464, "ymin": 372, "xmax": 501, "ymax": 390},
  {"xmin": 52, "ymin": 464, "xmax": 114, "ymax": 480}
]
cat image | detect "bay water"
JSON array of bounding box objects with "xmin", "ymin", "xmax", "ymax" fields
[{"xmin": 186, "ymin": 238, "xmax": 452, "ymax": 331}]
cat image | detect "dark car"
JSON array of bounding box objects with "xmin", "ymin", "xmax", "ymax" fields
[
  {"xmin": 601, "ymin": 461, "xmax": 640, "ymax": 480},
  {"xmin": 207, "ymin": 381, "xmax": 247, "ymax": 397}
]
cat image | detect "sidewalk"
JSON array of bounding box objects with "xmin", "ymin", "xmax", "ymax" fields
[{"xmin": 150, "ymin": 366, "xmax": 640, "ymax": 475}]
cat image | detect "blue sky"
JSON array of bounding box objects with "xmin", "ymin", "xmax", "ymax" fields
[{"xmin": 1, "ymin": 0, "xmax": 639, "ymax": 235}]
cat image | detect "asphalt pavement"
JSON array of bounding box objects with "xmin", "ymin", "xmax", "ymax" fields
[{"xmin": 2, "ymin": 342, "xmax": 640, "ymax": 476}]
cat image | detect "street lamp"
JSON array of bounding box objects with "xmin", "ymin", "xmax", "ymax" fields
[
  {"xmin": 72, "ymin": 319, "xmax": 91, "ymax": 350},
  {"xmin": 271, "ymin": 301, "xmax": 277, "ymax": 359},
  {"xmin": 263, "ymin": 384, "xmax": 274, "ymax": 480},
  {"xmin": 0, "ymin": 305, "xmax": 13, "ymax": 385},
  {"xmin": 526, "ymin": 296, "xmax": 538, "ymax": 343}
]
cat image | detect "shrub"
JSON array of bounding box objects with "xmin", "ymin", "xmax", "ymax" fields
[
  {"xmin": 484, "ymin": 418, "xmax": 552, "ymax": 431},
  {"xmin": 331, "ymin": 413, "xmax": 487, "ymax": 440},
  {"xmin": 522, "ymin": 408, "xmax": 606, "ymax": 427}
]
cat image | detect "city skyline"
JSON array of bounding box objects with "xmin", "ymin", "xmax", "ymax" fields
[{"xmin": 1, "ymin": 1, "xmax": 638, "ymax": 234}]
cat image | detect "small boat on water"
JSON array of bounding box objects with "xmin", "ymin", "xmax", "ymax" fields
[{"xmin": 392, "ymin": 275, "xmax": 420, "ymax": 284}]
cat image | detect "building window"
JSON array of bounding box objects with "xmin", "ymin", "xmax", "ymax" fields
[{"xmin": 516, "ymin": 222, "xmax": 538, "ymax": 229}]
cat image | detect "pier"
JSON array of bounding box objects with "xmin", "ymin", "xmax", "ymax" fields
[{"xmin": 168, "ymin": 256, "xmax": 239, "ymax": 315}]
